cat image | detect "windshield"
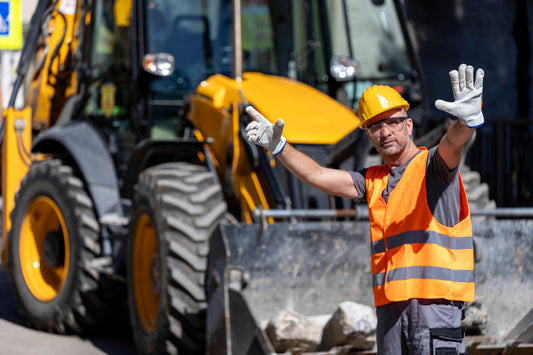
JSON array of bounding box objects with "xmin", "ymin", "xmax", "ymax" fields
[
  {"xmin": 145, "ymin": 0, "xmax": 230, "ymax": 97},
  {"xmin": 83, "ymin": 0, "xmax": 132, "ymax": 122},
  {"xmin": 324, "ymin": 0, "xmax": 414, "ymax": 107},
  {"xmin": 141, "ymin": 0, "xmax": 416, "ymax": 132},
  {"xmin": 143, "ymin": 0, "xmax": 344, "ymax": 96},
  {"xmin": 143, "ymin": 0, "xmax": 295, "ymax": 139},
  {"xmin": 344, "ymin": 0, "xmax": 411, "ymax": 80},
  {"xmin": 144, "ymin": 0, "xmax": 282, "ymax": 95}
]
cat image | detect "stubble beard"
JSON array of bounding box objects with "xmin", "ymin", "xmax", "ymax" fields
[{"xmin": 376, "ymin": 136, "xmax": 409, "ymax": 163}]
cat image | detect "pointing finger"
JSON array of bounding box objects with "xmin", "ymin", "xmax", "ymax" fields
[{"xmin": 245, "ymin": 106, "xmax": 269, "ymax": 123}]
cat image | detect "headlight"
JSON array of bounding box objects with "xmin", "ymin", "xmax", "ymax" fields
[
  {"xmin": 330, "ymin": 56, "xmax": 358, "ymax": 82},
  {"xmin": 143, "ymin": 53, "xmax": 175, "ymax": 77}
]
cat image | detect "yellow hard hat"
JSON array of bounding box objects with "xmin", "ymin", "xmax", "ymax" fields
[{"xmin": 357, "ymin": 85, "xmax": 410, "ymax": 129}]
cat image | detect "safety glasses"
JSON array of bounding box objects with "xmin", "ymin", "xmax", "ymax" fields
[{"xmin": 367, "ymin": 117, "xmax": 409, "ymax": 135}]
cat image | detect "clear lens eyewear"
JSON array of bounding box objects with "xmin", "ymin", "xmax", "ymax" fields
[{"xmin": 368, "ymin": 117, "xmax": 409, "ymax": 135}]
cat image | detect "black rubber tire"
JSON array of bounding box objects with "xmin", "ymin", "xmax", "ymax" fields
[
  {"xmin": 7, "ymin": 159, "xmax": 124, "ymax": 334},
  {"xmin": 127, "ymin": 162, "xmax": 227, "ymax": 354}
]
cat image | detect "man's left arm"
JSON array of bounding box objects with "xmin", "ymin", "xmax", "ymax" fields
[{"xmin": 435, "ymin": 64, "xmax": 484, "ymax": 170}]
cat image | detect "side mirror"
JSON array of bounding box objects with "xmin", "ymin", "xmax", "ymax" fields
[
  {"xmin": 330, "ymin": 56, "xmax": 359, "ymax": 82},
  {"xmin": 143, "ymin": 53, "xmax": 175, "ymax": 76}
]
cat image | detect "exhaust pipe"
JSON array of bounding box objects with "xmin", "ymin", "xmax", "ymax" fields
[{"xmin": 233, "ymin": 0, "xmax": 243, "ymax": 81}]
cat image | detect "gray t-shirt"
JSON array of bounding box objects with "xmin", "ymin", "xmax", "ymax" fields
[{"xmin": 349, "ymin": 146, "xmax": 462, "ymax": 227}]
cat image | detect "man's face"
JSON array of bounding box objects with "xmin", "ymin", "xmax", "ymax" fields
[{"xmin": 366, "ymin": 109, "xmax": 413, "ymax": 158}]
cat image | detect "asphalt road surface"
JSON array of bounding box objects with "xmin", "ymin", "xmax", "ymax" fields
[{"xmin": 0, "ymin": 264, "xmax": 137, "ymax": 355}]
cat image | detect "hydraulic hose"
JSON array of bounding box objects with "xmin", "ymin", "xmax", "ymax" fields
[
  {"xmin": 7, "ymin": 0, "xmax": 54, "ymax": 108},
  {"xmin": 2, "ymin": 0, "xmax": 57, "ymax": 151}
]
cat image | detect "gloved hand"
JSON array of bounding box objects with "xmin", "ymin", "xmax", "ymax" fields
[
  {"xmin": 435, "ymin": 64, "xmax": 485, "ymax": 128},
  {"xmin": 245, "ymin": 106, "xmax": 287, "ymax": 156}
]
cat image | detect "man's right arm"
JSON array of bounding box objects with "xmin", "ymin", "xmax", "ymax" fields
[
  {"xmin": 276, "ymin": 143, "xmax": 360, "ymax": 200},
  {"xmin": 245, "ymin": 105, "xmax": 359, "ymax": 200}
]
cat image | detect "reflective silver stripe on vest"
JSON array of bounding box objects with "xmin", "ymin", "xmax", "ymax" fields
[
  {"xmin": 371, "ymin": 239, "xmax": 386, "ymax": 255},
  {"xmin": 372, "ymin": 266, "xmax": 474, "ymax": 287},
  {"xmin": 371, "ymin": 230, "xmax": 473, "ymax": 255},
  {"xmin": 373, "ymin": 272, "xmax": 386, "ymax": 287}
]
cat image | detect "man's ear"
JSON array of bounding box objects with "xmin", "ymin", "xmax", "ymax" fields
[{"xmin": 406, "ymin": 118, "xmax": 414, "ymax": 136}]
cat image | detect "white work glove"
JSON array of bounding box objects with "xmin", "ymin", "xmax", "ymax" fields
[
  {"xmin": 245, "ymin": 106, "xmax": 287, "ymax": 156},
  {"xmin": 435, "ymin": 64, "xmax": 485, "ymax": 128}
]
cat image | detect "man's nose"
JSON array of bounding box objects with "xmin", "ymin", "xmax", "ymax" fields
[{"xmin": 380, "ymin": 123, "xmax": 393, "ymax": 135}]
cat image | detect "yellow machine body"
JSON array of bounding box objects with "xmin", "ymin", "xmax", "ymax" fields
[
  {"xmin": 1, "ymin": 107, "xmax": 32, "ymax": 262},
  {"xmin": 27, "ymin": 0, "xmax": 82, "ymax": 129},
  {"xmin": 189, "ymin": 72, "xmax": 359, "ymax": 222}
]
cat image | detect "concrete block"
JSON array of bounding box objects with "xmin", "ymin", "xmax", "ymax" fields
[
  {"xmin": 319, "ymin": 301, "xmax": 377, "ymax": 351},
  {"xmin": 265, "ymin": 310, "xmax": 330, "ymax": 352}
]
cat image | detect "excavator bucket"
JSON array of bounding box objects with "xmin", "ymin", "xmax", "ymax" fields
[
  {"xmin": 468, "ymin": 219, "xmax": 533, "ymax": 354},
  {"xmin": 205, "ymin": 218, "xmax": 533, "ymax": 355},
  {"xmin": 205, "ymin": 221, "xmax": 373, "ymax": 354}
]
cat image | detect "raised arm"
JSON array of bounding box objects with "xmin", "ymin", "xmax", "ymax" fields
[
  {"xmin": 435, "ymin": 64, "xmax": 485, "ymax": 170},
  {"xmin": 245, "ymin": 106, "xmax": 359, "ymax": 200}
]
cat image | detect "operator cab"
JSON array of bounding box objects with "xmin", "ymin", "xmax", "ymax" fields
[{"xmin": 79, "ymin": 0, "xmax": 423, "ymax": 211}]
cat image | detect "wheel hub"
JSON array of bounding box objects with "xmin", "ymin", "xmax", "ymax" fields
[
  {"xmin": 43, "ymin": 231, "xmax": 65, "ymax": 268},
  {"xmin": 20, "ymin": 196, "xmax": 70, "ymax": 302},
  {"xmin": 151, "ymin": 253, "xmax": 161, "ymax": 294}
]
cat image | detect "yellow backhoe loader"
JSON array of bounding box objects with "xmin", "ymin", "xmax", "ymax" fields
[{"xmin": 2, "ymin": 0, "xmax": 532, "ymax": 354}]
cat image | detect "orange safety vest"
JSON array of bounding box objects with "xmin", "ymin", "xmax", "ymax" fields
[{"xmin": 365, "ymin": 148, "xmax": 475, "ymax": 307}]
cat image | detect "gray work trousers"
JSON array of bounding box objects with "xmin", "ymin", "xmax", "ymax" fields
[{"xmin": 376, "ymin": 299, "xmax": 465, "ymax": 355}]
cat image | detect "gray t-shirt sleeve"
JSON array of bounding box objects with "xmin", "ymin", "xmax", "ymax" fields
[
  {"xmin": 426, "ymin": 146, "xmax": 462, "ymax": 227},
  {"xmin": 349, "ymin": 169, "xmax": 367, "ymax": 202}
]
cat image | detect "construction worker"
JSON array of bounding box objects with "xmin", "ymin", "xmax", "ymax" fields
[{"xmin": 245, "ymin": 63, "xmax": 483, "ymax": 354}]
